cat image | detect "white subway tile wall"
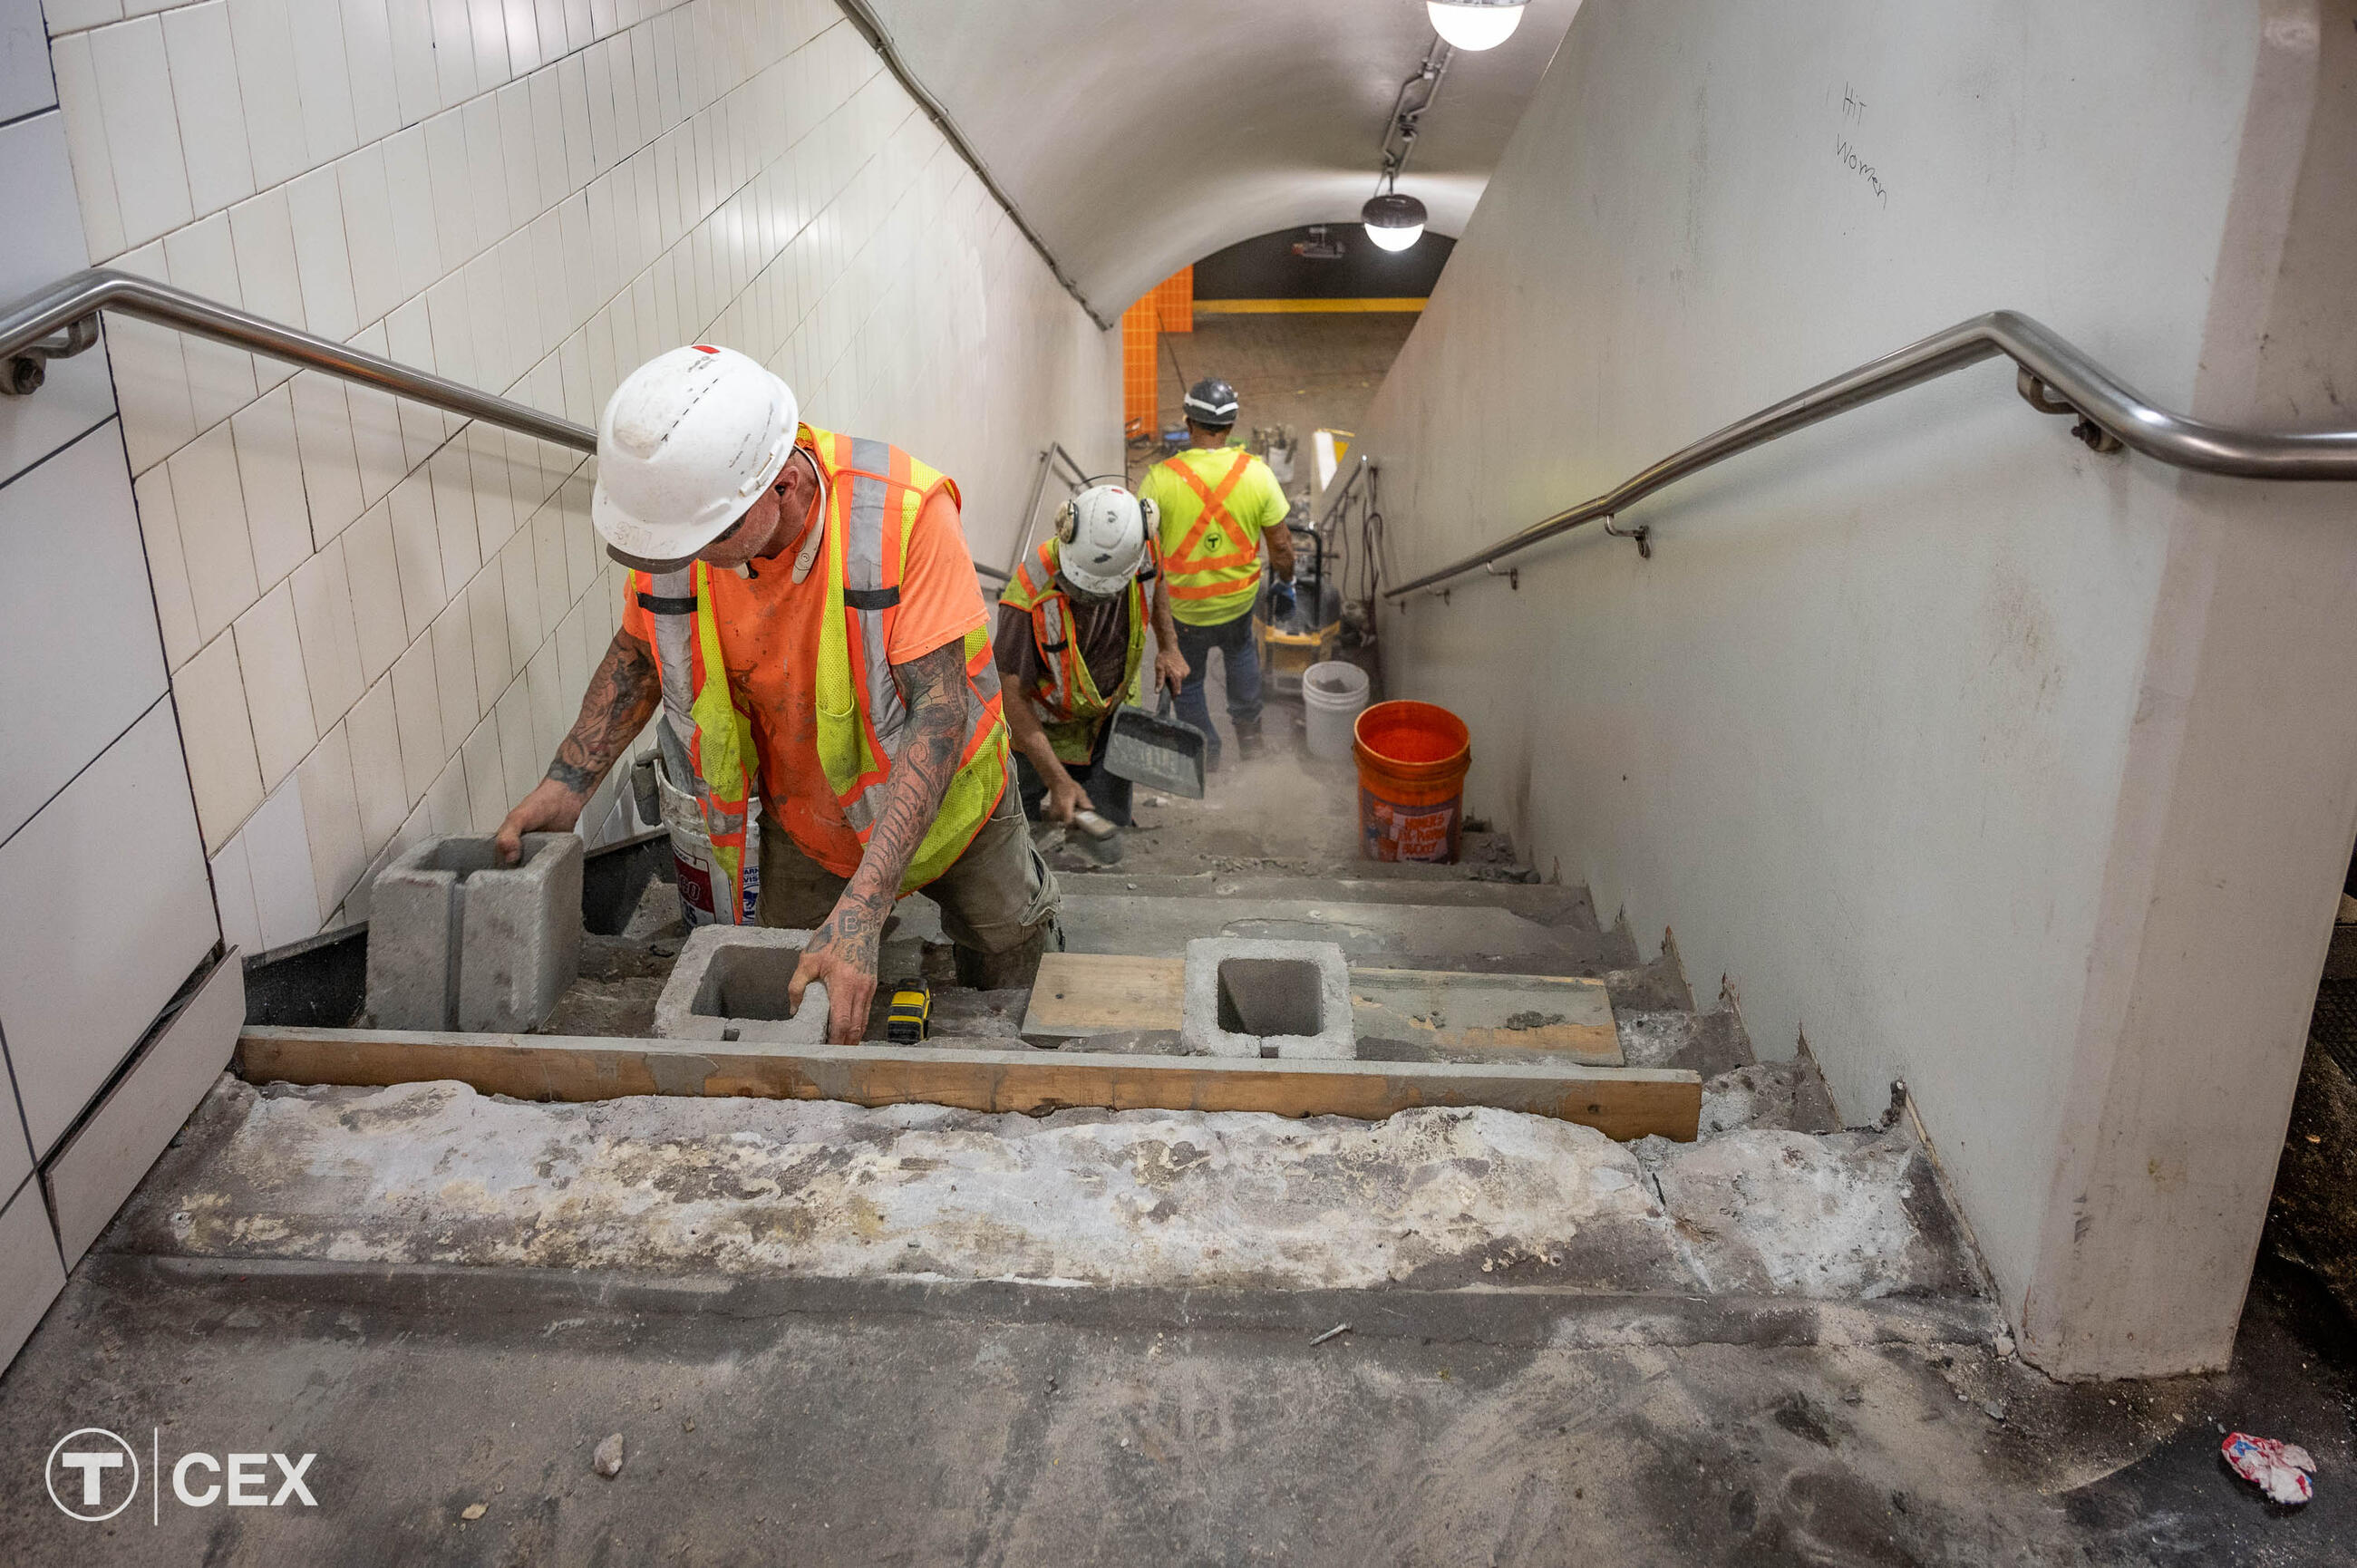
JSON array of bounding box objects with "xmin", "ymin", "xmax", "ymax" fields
[{"xmin": 44, "ymin": 0, "xmax": 1120, "ymax": 950}]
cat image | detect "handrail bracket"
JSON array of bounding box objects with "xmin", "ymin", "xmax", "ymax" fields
[
  {"xmin": 1601, "ymin": 516, "xmax": 1653, "ymax": 559},
  {"xmin": 2015, "ymin": 365, "xmax": 2124, "ymax": 455},
  {"xmin": 5, "ymin": 315, "xmax": 98, "ymax": 397}
]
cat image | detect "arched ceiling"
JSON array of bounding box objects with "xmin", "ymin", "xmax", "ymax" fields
[{"xmin": 862, "ymin": 0, "xmax": 1579, "ymax": 317}]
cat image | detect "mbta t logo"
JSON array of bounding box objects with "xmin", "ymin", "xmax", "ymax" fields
[
  {"xmin": 45, "ymin": 1428, "xmax": 318, "ymax": 1520},
  {"xmin": 45, "ymin": 1428, "xmax": 139, "ymax": 1522}
]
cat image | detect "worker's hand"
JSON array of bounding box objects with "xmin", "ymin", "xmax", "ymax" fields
[
  {"xmin": 790, "ymin": 904, "xmax": 881, "ymax": 1045},
  {"xmin": 1046, "ymin": 773, "xmax": 1093, "ymax": 825},
  {"xmin": 494, "ymin": 779, "xmax": 587, "ymax": 865},
  {"xmin": 1153, "ymin": 645, "xmax": 1188, "ymax": 697},
  {"xmin": 1267, "ymin": 576, "xmax": 1297, "ymax": 622}
]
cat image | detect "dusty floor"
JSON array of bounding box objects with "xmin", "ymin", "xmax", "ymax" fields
[{"xmin": 5, "ymin": 720, "xmax": 2353, "ymax": 1562}]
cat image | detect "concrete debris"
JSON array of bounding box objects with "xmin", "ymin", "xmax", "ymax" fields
[
  {"xmin": 461, "ymin": 1502, "xmax": 487, "ymax": 1521},
  {"xmin": 1634, "ymin": 1126, "xmax": 1982, "ymax": 1300},
  {"xmin": 594, "ymin": 1433, "xmax": 626, "ymax": 1477},
  {"xmin": 127, "ymin": 1076, "xmax": 1982, "ymax": 1303},
  {"xmin": 1697, "ymin": 1060, "xmax": 1842, "ymax": 1135},
  {"xmin": 1993, "ymin": 1328, "xmax": 2016, "ymax": 1360}
]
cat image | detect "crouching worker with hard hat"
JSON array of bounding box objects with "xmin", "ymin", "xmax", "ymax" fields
[
  {"xmin": 494, "ymin": 345, "xmax": 1058, "ymax": 1043},
  {"xmin": 994, "ymin": 486, "xmax": 1188, "ymax": 828}
]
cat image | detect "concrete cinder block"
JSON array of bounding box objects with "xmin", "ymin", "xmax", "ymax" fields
[
  {"xmin": 365, "ymin": 834, "xmax": 582, "ymax": 1032},
  {"xmin": 652, "ymin": 924, "xmax": 829, "ymax": 1045},
  {"xmin": 1180, "ymin": 937, "xmax": 1354, "ymax": 1060}
]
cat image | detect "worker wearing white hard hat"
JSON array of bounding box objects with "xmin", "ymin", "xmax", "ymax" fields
[
  {"xmin": 994, "ymin": 485, "xmax": 1188, "ymax": 828},
  {"xmin": 496, "ymin": 345, "xmax": 1057, "ymax": 1043}
]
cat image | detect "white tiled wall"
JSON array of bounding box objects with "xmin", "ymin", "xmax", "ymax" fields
[{"xmin": 43, "ymin": 0, "xmax": 1121, "ymax": 951}]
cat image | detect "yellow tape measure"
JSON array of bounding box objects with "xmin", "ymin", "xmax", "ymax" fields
[{"xmin": 886, "ymin": 978, "xmax": 931, "ymax": 1044}]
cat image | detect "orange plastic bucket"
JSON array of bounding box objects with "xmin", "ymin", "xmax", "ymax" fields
[{"xmin": 1352, "ymin": 701, "xmax": 1471, "ymax": 863}]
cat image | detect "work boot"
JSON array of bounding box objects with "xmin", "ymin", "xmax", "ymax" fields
[{"xmin": 1234, "ymin": 720, "xmax": 1265, "ymax": 762}]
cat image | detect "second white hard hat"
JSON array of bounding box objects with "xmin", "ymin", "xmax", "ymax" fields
[
  {"xmin": 1055, "ymin": 485, "xmax": 1156, "ymax": 598},
  {"xmin": 592, "ymin": 344, "xmax": 799, "ymax": 569}
]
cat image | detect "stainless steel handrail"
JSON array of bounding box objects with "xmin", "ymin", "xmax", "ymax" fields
[
  {"xmin": 1384, "ymin": 309, "xmax": 2357, "ymax": 599},
  {"xmin": 1317, "ymin": 452, "xmax": 1372, "ymax": 528},
  {"xmin": 0, "ymin": 267, "xmax": 596, "ymax": 451}
]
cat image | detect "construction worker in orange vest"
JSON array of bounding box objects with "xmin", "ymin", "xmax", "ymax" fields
[
  {"xmin": 493, "ymin": 346, "xmax": 1057, "ymax": 1044},
  {"xmin": 1136, "ymin": 378, "xmax": 1296, "ymax": 766},
  {"xmin": 994, "ymin": 485, "xmax": 1188, "ymax": 828}
]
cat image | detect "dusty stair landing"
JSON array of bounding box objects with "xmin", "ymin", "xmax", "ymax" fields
[{"xmin": 118, "ymin": 1073, "xmax": 1983, "ymax": 1332}]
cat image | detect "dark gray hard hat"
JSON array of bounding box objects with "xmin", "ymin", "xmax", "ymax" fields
[{"xmin": 1182, "ymin": 378, "xmax": 1239, "ymax": 427}]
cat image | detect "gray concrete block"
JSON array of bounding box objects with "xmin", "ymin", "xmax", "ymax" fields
[
  {"xmin": 1179, "ymin": 937, "xmax": 1354, "ymax": 1060},
  {"xmin": 653, "ymin": 924, "xmax": 829, "ymax": 1045},
  {"xmin": 365, "ymin": 834, "xmax": 583, "ymax": 1032}
]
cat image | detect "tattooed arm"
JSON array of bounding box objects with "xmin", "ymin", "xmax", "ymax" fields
[
  {"xmin": 1149, "ymin": 570, "xmax": 1188, "ymax": 697},
  {"xmin": 789, "ymin": 639, "xmax": 969, "ymax": 1043},
  {"xmin": 493, "ymin": 629, "xmax": 662, "ymax": 865}
]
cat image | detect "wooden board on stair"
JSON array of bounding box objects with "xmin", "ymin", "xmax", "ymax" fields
[
  {"xmin": 1021, "ymin": 953, "xmax": 1623, "ymax": 1065},
  {"xmin": 236, "ymin": 1027, "xmax": 1701, "ymax": 1142}
]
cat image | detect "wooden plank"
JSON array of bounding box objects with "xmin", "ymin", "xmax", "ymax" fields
[
  {"xmin": 1022, "ymin": 956, "xmax": 1622, "ymax": 1064},
  {"xmin": 237, "ymin": 1027, "xmax": 1702, "ymax": 1142},
  {"xmin": 1021, "ymin": 953, "xmax": 1185, "ymax": 1036}
]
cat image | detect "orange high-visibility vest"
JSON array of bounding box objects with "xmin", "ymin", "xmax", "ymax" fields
[
  {"xmin": 998, "ymin": 536, "xmax": 1156, "ymax": 761},
  {"xmin": 636, "ymin": 427, "xmax": 1010, "ymax": 901}
]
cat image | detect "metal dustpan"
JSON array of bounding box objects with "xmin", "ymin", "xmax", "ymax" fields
[{"xmin": 1103, "ymin": 692, "xmax": 1208, "ymax": 799}]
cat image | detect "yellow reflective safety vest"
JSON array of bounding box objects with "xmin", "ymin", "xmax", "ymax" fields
[
  {"xmin": 1145, "ymin": 446, "xmax": 1285, "ymax": 625},
  {"xmin": 636, "ymin": 427, "xmax": 1010, "ymax": 915},
  {"xmin": 997, "ymin": 536, "xmax": 1155, "ymax": 762}
]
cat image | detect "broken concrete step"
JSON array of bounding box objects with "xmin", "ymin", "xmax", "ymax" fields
[
  {"xmin": 1057, "ymin": 895, "xmax": 1594, "ymax": 975},
  {"xmin": 1052, "ymin": 870, "xmax": 1609, "ymax": 931},
  {"xmin": 122, "ymin": 1079, "xmax": 1987, "ymax": 1312}
]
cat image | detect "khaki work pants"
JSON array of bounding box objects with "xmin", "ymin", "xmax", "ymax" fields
[{"xmin": 756, "ymin": 780, "xmax": 1062, "ymax": 988}]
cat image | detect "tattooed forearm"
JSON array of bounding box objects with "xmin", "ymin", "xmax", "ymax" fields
[
  {"xmin": 546, "ymin": 631, "xmax": 661, "ymax": 795},
  {"xmin": 820, "ymin": 641, "xmax": 968, "ymax": 942}
]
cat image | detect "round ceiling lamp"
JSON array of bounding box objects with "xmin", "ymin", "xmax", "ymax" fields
[
  {"xmin": 1426, "ymin": 0, "xmax": 1528, "ymax": 52},
  {"xmin": 1362, "ymin": 190, "xmax": 1428, "ymax": 252}
]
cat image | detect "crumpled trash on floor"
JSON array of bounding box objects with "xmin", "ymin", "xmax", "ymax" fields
[{"xmin": 2222, "ymin": 1432, "xmax": 2315, "ymax": 1505}]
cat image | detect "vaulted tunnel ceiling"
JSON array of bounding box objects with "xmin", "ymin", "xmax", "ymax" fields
[{"xmin": 863, "ymin": 0, "xmax": 1581, "ymax": 316}]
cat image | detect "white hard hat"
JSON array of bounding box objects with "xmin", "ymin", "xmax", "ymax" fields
[
  {"xmin": 1054, "ymin": 485, "xmax": 1156, "ymax": 598},
  {"xmin": 592, "ymin": 344, "xmax": 799, "ymax": 569}
]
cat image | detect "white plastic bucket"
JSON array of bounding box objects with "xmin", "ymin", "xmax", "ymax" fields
[
  {"xmin": 1302, "ymin": 660, "xmax": 1372, "ymax": 761},
  {"xmin": 650, "ymin": 750, "xmax": 761, "ymax": 926}
]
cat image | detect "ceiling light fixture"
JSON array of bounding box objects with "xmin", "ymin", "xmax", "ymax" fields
[
  {"xmin": 1362, "ymin": 191, "xmax": 1428, "ymax": 252},
  {"xmin": 1361, "ymin": 34, "xmax": 1453, "ymax": 256},
  {"xmin": 1425, "ymin": 0, "xmax": 1528, "ymax": 52}
]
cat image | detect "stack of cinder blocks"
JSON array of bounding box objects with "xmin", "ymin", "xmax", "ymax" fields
[
  {"xmin": 1179, "ymin": 938, "xmax": 1355, "ymax": 1060},
  {"xmin": 365, "ymin": 835, "xmax": 583, "ymax": 1032},
  {"xmin": 652, "ymin": 925, "xmax": 829, "ymax": 1044}
]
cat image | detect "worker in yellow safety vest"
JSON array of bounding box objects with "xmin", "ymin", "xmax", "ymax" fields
[
  {"xmin": 1135, "ymin": 377, "xmax": 1295, "ymax": 765},
  {"xmin": 994, "ymin": 485, "xmax": 1188, "ymax": 827},
  {"xmin": 493, "ymin": 345, "xmax": 1055, "ymax": 1043}
]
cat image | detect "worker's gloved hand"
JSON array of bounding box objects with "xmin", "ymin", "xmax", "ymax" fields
[
  {"xmin": 1267, "ymin": 576, "xmax": 1297, "ymax": 622},
  {"xmin": 791, "ymin": 905, "xmax": 882, "ymax": 1045},
  {"xmin": 1046, "ymin": 773, "xmax": 1093, "ymax": 826}
]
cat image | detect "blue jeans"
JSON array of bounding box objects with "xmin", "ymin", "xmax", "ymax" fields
[{"xmin": 1174, "ymin": 611, "xmax": 1261, "ymax": 754}]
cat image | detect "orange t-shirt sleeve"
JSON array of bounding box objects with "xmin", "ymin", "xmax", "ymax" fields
[
  {"xmin": 887, "ymin": 489, "xmax": 988, "ymax": 663},
  {"xmin": 619, "ymin": 568, "xmax": 653, "ymax": 644}
]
